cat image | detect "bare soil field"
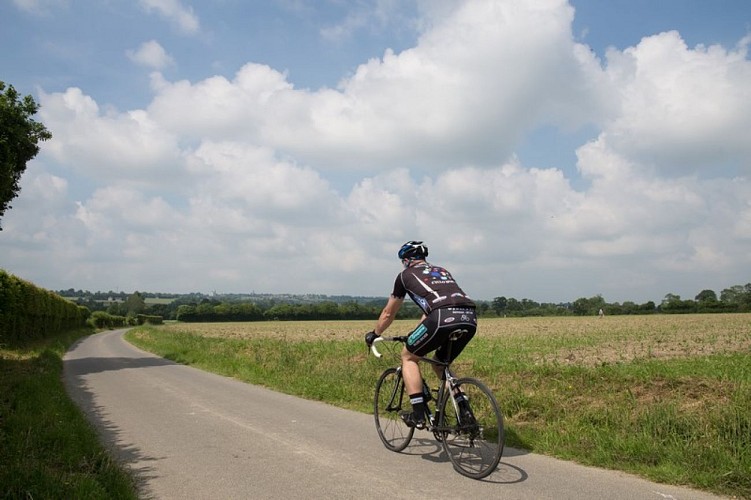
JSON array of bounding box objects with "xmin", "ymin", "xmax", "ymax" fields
[{"xmin": 161, "ymin": 313, "xmax": 751, "ymax": 366}]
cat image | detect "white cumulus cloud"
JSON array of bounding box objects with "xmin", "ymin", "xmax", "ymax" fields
[{"xmin": 127, "ymin": 40, "xmax": 175, "ymax": 70}]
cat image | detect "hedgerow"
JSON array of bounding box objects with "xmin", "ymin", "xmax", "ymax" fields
[{"xmin": 0, "ymin": 269, "xmax": 89, "ymax": 345}]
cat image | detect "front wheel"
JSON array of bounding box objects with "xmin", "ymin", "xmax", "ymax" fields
[
  {"xmin": 374, "ymin": 367, "xmax": 414, "ymax": 452},
  {"xmin": 438, "ymin": 377, "xmax": 504, "ymax": 479}
]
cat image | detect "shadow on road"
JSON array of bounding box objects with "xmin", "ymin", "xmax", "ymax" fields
[
  {"xmin": 63, "ymin": 350, "xmax": 173, "ymax": 498},
  {"xmin": 65, "ymin": 355, "xmax": 175, "ymax": 376},
  {"xmin": 401, "ymin": 436, "xmax": 529, "ymax": 484}
]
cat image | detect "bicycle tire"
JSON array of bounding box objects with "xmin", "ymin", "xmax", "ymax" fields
[
  {"xmin": 438, "ymin": 377, "xmax": 504, "ymax": 479},
  {"xmin": 374, "ymin": 367, "xmax": 414, "ymax": 452}
]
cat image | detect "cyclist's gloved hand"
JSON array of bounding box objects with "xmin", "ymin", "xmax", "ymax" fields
[{"xmin": 365, "ymin": 331, "xmax": 380, "ymax": 348}]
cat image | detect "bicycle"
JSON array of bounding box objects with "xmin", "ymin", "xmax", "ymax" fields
[{"xmin": 370, "ymin": 330, "xmax": 504, "ymax": 479}]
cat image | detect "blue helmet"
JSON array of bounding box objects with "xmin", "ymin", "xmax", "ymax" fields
[{"xmin": 398, "ymin": 241, "xmax": 428, "ymax": 260}]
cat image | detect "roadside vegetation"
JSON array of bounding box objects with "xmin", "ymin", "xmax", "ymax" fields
[
  {"xmin": 0, "ymin": 329, "xmax": 138, "ymax": 499},
  {"xmin": 127, "ymin": 314, "xmax": 750, "ymax": 498}
]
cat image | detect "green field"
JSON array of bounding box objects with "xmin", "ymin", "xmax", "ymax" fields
[{"xmin": 127, "ymin": 314, "xmax": 751, "ymax": 498}]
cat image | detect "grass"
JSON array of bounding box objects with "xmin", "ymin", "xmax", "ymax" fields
[
  {"xmin": 0, "ymin": 330, "xmax": 138, "ymax": 499},
  {"xmin": 126, "ymin": 314, "xmax": 751, "ymax": 498}
]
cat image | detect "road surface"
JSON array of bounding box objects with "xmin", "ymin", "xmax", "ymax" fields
[{"xmin": 63, "ymin": 329, "xmax": 726, "ymax": 499}]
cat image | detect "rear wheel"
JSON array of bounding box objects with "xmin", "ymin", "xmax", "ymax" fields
[
  {"xmin": 374, "ymin": 367, "xmax": 414, "ymax": 452},
  {"xmin": 438, "ymin": 377, "xmax": 504, "ymax": 479}
]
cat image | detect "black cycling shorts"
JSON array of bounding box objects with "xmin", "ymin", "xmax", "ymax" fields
[{"xmin": 405, "ymin": 307, "xmax": 477, "ymax": 363}]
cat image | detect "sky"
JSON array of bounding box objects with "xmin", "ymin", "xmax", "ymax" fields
[{"xmin": 1, "ymin": 0, "xmax": 750, "ymax": 304}]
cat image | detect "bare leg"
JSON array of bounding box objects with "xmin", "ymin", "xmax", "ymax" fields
[
  {"xmin": 401, "ymin": 346, "xmax": 423, "ymax": 395},
  {"xmin": 406, "ymin": 352, "xmax": 447, "ymax": 389}
]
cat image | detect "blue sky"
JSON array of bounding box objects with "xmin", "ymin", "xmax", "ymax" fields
[{"xmin": 1, "ymin": 0, "xmax": 749, "ymax": 304}]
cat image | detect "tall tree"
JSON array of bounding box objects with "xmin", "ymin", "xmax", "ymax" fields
[
  {"xmin": 124, "ymin": 292, "xmax": 146, "ymax": 316},
  {"xmin": 491, "ymin": 296, "xmax": 507, "ymax": 316},
  {"xmin": 0, "ymin": 81, "xmax": 52, "ymax": 228},
  {"xmin": 695, "ymin": 289, "xmax": 717, "ymax": 303}
]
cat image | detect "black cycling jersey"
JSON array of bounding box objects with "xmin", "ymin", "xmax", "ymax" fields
[{"xmin": 391, "ymin": 261, "xmax": 476, "ymax": 315}]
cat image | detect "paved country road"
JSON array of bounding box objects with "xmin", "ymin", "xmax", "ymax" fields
[{"xmin": 63, "ymin": 329, "xmax": 727, "ymax": 500}]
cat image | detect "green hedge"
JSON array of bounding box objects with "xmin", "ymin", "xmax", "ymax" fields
[
  {"xmin": 136, "ymin": 314, "xmax": 163, "ymax": 325},
  {"xmin": 86, "ymin": 312, "xmax": 162, "ymax": 329},
  {"xmin": 0, "ymin": 269, "xmax": 90, "ymax": 345},
  {"xmin": 88, "ymin": 311, "xmax": 128, "ymax": 329}
]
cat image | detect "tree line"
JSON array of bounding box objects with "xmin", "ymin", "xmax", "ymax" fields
[
  {"xmin": 57, "ymin": 282, "xmax": 751, "ymax": 322},
  {"xmin": 488, "ymin": 284, "xmax": 751, "ymax": 317}
]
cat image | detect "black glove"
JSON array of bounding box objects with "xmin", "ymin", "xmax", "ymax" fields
[{"xmin": 365, "ymin": 330, "xmax": 380, "ymax": 348}]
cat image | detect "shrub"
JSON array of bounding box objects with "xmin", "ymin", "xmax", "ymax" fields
[
  {"xmin": 136, "ymin": 314, "xmax": 163, "ymax": 325},
  {"xmin": 87, "ymin": 311, "xmax": 127, "ymax": 329}
]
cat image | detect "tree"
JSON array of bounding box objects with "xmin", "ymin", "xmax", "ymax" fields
[
  {"xmin": 505, "ymin": 297, "xmax": 522, "ymax": 313},
  {"xmin": 476, "ymin": 301, "xmax": 490, "ymax": 316},
  {"xmin": 0, "ymin": 82, "xmax": 52, "ymax": 228},
  {"xmin": 491, "ymin": 296, "xmax": 507, "ymax": 316},
  {"xmin": 660, "ymin": 293, "xmax": 696, "ymax": 313},
  {"xmin": 176, "ymin": 304, "xmax": 197, "ymax": 321},
  {"xmin": 695, "ymin": 289, "xmax": 717, "ymax": 303},
  {"xmin": 572, "ymin": 295, "xmax": 606, "ymax": 316},
  {"xmin": 124, "ymin": 292, "xmax": 146, "ymax": 317},
  {"xmin": 720, "ymin": 283, "xmax": 751, "ymax": 312}
]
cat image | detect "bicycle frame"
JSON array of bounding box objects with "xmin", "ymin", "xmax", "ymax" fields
[{"xmin": 371, "ymin": 331, "xmax": 470, "ymax": 430}]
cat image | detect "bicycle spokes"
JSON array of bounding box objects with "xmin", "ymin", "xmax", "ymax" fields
[
  {"xmin": 439, "ymin": 378, "xmax": 504, "ymax": 479},
  {"xmin": 374, "ymin": 368, "xmax": 415, "ymax": 452}
]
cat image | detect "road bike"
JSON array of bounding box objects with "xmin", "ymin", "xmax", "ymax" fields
[{"xmin": 370, "ymin": 330, "xmax": 504, "ymax": 479}]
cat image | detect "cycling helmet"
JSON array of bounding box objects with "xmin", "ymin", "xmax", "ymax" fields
[{"xmin": 398, "ymin": 240, "xmax": 428, "ymax": 260}]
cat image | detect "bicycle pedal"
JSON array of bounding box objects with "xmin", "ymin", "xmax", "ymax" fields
[{"xmin": 399, "ymin": 410, "xmax": 426, "ymax": 429}]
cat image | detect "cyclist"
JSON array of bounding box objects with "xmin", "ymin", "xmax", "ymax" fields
[{"xmin": 365, "ymin": 240, "xmax": 477, "ymax": 429}]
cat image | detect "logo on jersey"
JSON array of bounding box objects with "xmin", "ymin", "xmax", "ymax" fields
[
  {"xmin": 423, "ymin": 267, "xmax": 450, "ymax": 279},
  {"xmin": 422, "ymin": 267, "xmax": 454, "ymax": 285}
]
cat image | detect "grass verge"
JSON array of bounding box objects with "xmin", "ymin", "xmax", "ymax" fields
[
  {"xmin": 0, "ymin": 330, "xmax": 138, "ymax": 499},
  {"xmin": 127, "ymin": 320, "xmax": 750, "ymax": 499}
]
